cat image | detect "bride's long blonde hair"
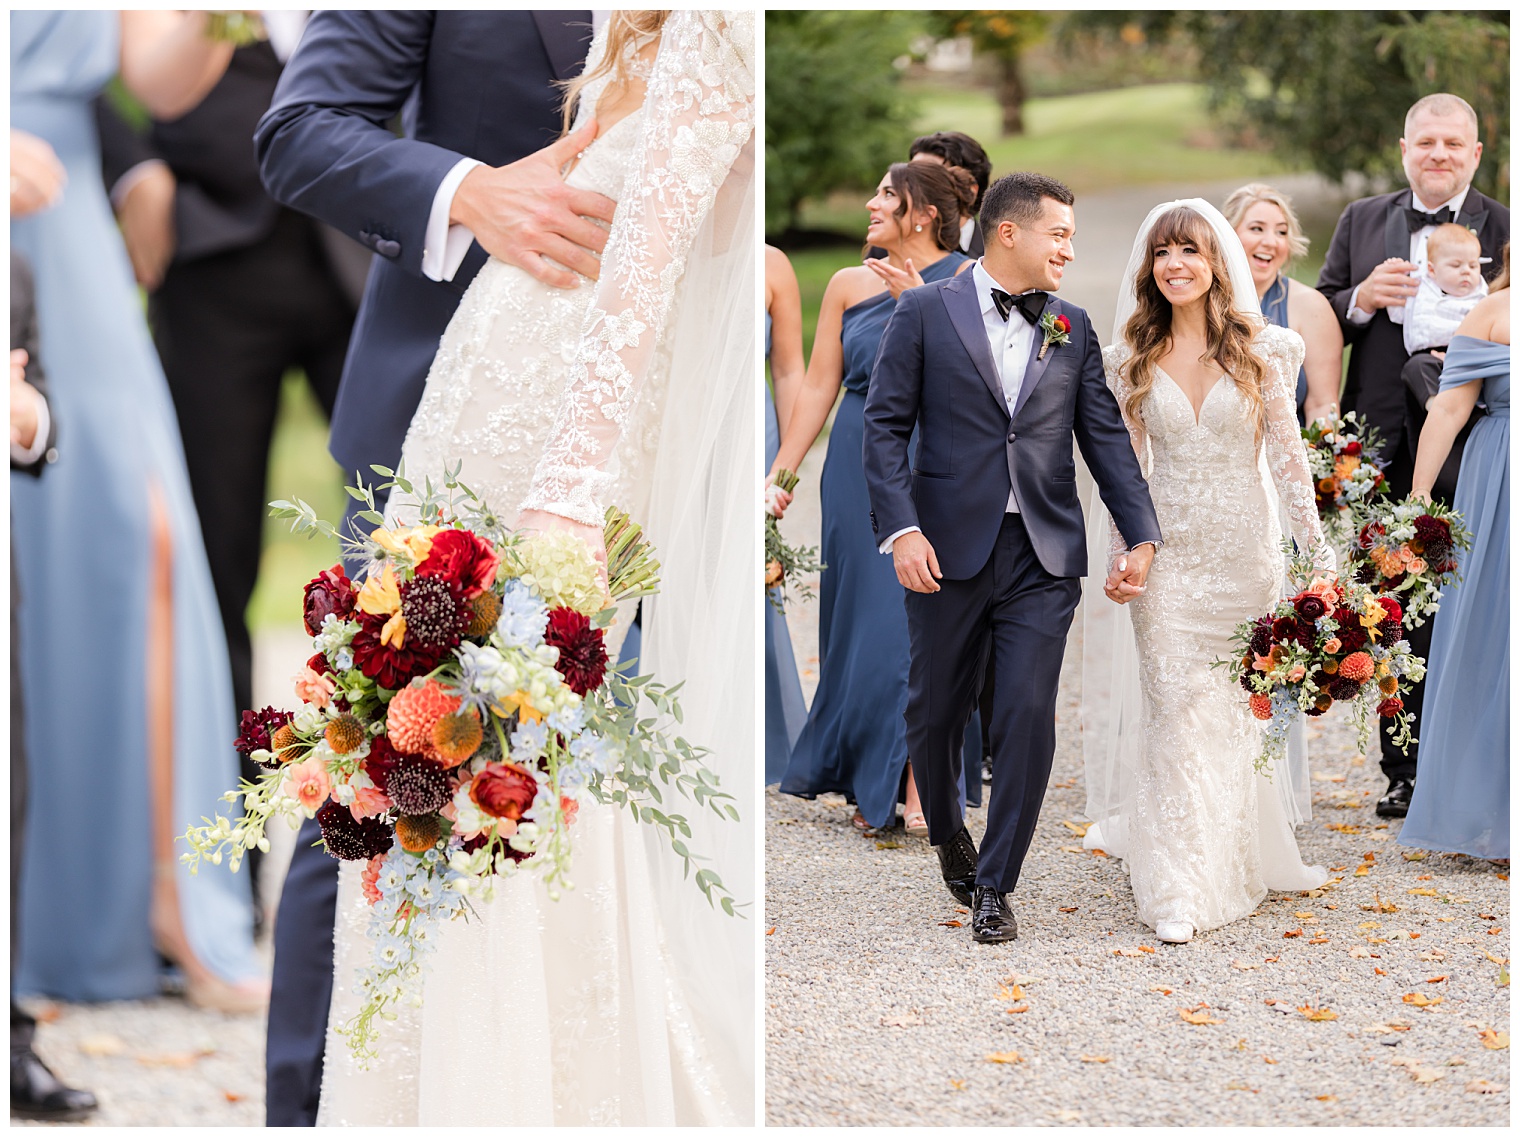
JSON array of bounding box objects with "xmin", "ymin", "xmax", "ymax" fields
[
  {"xmin": 560, "ymin": 11, "xmax": 670, "ymax": 135},
  {"xmin": 1120, "ymin": 206, "xmax": 1268, "ymax": 447}
]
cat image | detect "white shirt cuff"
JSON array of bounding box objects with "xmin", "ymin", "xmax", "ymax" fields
[
  {"xmin": 109, "ymin": 159, "xmax": 171, "ymax": 212},
  {"xmin": 11, "ymin": 389, "xmax": 50, "ymax": 467},
  {"xmin": 1345, "ymin": 284, "xmax": 1375, "ymax": 325},
  {"xmin": 422, "ymin": 157, "xmax": 483, "ymax": 283},
  {"xmin": 879, "ymin": 525, "xmax": 920, "ymax": 555}
]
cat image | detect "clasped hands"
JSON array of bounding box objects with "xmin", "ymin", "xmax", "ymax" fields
[{"xmin": 1103, "ymin": 542, "xmax": 1154, "ymax": 605}]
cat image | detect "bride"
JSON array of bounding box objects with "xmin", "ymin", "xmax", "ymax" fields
[
  {"xmin": 317, "ymin": 11, "xmax": 755, "ymax": 1124},
  {"xmin": 1081, "ymin": 199, "xmax": 1329, "ymax": 945}
]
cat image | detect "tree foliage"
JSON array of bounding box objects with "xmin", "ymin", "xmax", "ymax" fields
[
  {"xmin": 1063, "ymin": 11, "xmax": 1509, "ymax": 201},
  {"xmin": 764, "ymin": 10, "xmax": 922, "ymax": 236},
  {"xmin": 929, "ymin": 11, "xmax": 1050, "ymax": 135}
]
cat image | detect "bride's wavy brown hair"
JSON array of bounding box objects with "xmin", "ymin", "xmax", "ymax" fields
[
  {"xmin": 1120, "ymin": 206, "xmax": 1268, "ymax": 447},
  {"xmin": 560, "ymin": 11, "xmax": 671, "ymax": 135}
]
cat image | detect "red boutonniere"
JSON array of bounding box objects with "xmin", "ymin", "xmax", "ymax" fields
[{"xmin": 1038, "ymin": 311, "xmax": 1072, "ymax": 361}]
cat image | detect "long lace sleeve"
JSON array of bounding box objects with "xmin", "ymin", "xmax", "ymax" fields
[
  {"xmin": 519, "ymin": 10, "xmax": 756, "ymax": 524},
  {"xmin": 1258, "ymin": 325, "xmax": 1336, "ymax": 573},
  {"xmin": 1102, "ymin": 343, "xmax": 1149, "ymax": 561}
]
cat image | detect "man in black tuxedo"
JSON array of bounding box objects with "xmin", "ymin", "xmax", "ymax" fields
[
  {"xmin": 11, "ymin": 253, "xmax": 94, "ymax": 1123},
  {"xmin": 863, "ymin": 173, "xmax": 1162, "ymax": 943},
  {"xmin": 253, "ymin": 12, "xmax": 608, "ymax": 1123},
  {"xmin": 909, "ymin": 131, "xmax": 991, "ymax": 258},
  {"xmin": 98, "ymin": 13, "xmax": 368, "ymax": 901},
  {"xmin": 1316, "ymin": 92, "xmax": 1509, "ymax": 819}
]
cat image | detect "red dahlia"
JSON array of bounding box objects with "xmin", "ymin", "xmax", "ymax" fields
[
  {"xmin": 236, "ymin": 706, "xmax": 293, "ymax": 759},
  {"xmin": 350, "ymin": 609, "xmax": 448, "ymax": 691},
  {"xmin": 543, "ymin": 606, "xmax": 608, "ymax": 695},
  {"xmin": 362, "ymin": 734, "xmax": 401, "ymax": 794},
  {"xmin": 303, "ymin": 564, "xmax": 357, "ymax": 635}
]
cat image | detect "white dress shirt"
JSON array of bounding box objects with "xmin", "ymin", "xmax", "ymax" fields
[
  {"xmin": 423, "ymin": 10, "xmax": 611, "ymax": 282},
  {"xmin": 1347, "ymin": 186, "xmax": 1470, "ymax": 326},
  {"xmin": 959, "ymin": 216, "xmax": 976, "ymax": 253},
  {"xmin": 1403, "ymin": 272, "xmax": 1488, "ymax": 354}
]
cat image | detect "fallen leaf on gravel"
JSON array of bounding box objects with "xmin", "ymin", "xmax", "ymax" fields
[
  {"xmin": 1058, "ymin": 906, "xmax": 1079, "ymax": 913},
  {"xmin": 1355, "ymin": 865, "xmax": 1372, "ymax": 876},
  {"xmin": 1488, "ymin": 928, "xmax": 1503, "ymax": 936},
  {"xmin": 1499, "ymin": 967, "xmax": 1510, "ymax": 987},
  {"xmin": 1419, "ymin": 949, "xmax": 1447, "ymax": 962},
  {"xmin": 1308, "ymin": 936, "xmax": 1330, "ymax": 945},
  {"xmin": 1425, "ymin": 975, "xmax": 1448, "ymax": 983},
  {"xmin": 1365, "ymin": 1021, "xmax": 1412, "ymax": 1033},
  {"xmin": 1060, "ymin": 845, "xmax": 1086, "ymax": 854},
  {"xmin": 1294, "ymin": 911, "xmax": 1317, "ymax": 920},
  {"xmin": 1298, "ymin": 1005, "xmax": 1338, "ymax": 1021},
  {"xmin": 1389, "ymin": 930, "xmax": 1414, "ymax": 940},
  {"xmin": 767, "ymin": 927, "xmax": 775, "ymax": 935},
  {"xmin": 1496, "ymin": 873, "xmax": 1508, "ymax": 881},
  {"xmin": 1113, "ymin": 945, "xmax": 1155, "ymax": 957},
  {"xmin": 1404, "ymin": 1065, "xmax": 1447, "ymax": 1084},
  {"xmin": 1466, "ymin": 1080, "xmax": 1504, "ymax": 1094},
  {"xmin": 1348, "ymin": 945, "xmax": 1372, "ymax": 958},
  {"xmin": 1325, "ymin": 823, "xmax": 1361, "ymax": 833},
  {"xmin": 1316, "ymin": 1094, "xmax": 1336, "ymax": 1102},
  {"xmin": 1484, "ymin": 952, "xmax": 1508, "ymax": 966},
  {"xmin": 1329, "ymin": 865, "xmax": 1348, "ymax": 871},
  {"xmin": 1415, "ymin": 874, "xmax": 1433, "ymax": 881},
  {"xmin": 1224, "ymin": 1083, "xmax": 1259, "ymax": 1092},
  {"xmin": 1403, "ymin": 992, "xmax": 1443, "ymax": 1007},
  {"xmin": 223, "ymin": 1091, "xmax": 244, "ymax": 1103},
  {"xmin": 956, "ymin": 907, "xmax": 968, "ymax": 914},
  {"xmin": 997, "ymin": 984, "xmax": 1026, "ymax": 1001},
  {"xmin": 1264, "ymin": 954, "xmax": 1281, "ymax": 963},
  {"xmin": 1407, "ymin": 888, "xmax": 1439, "ymax": 896},
  {"xmin": 1149, "ymin": 985, "xmax": 1173, "ymax": 994},
  {"xmin": 1283, "ymin": 929, "xmax": 1303, "ymax": 938},
  {"xmin": 1078, "ymin": 1054, "xmax": 1111, "ymax": 1063},
  {"xmin": 1179, "ymin": 1006, "xmax": 1224, "ymax": 1025},
  {"xmin": 78, "ymin": 1034, "xmax": 126, "ymax": 1057},
  {"xmin": 1362, "ymin": 892, "xmax": 1399, "ymax": 913},
  {"xmin": 875, "ymin": 840, "xmax": 903, "ymax": 850},
  {"xmin": 939, "ymin": 920, "xmax": 963, "ymax": 928},
  {"xmin": 1005, "ymin": 1005, "xmax": 1030, "ymax": 1014},
  {"xmin": 1436, "ymin": 916, "xmax": 1456, "ymax": 922},
  {"xmin": 949, "ymin": 1079, "xmax": 966, "ymax": 1091},
  {"xmin": 1375, "ymin": 967, "xmax": 1387, "ymax": 976},
  {"xmin": 880, "ymin": 1014, "xmax": 922, "ymax": 1027},
  {"xmin": 1478, "ymin": 1029, "xmax": 1508, "ymax": 1050},
  {"xmin": 1358, "ymin": 921, "xmax": 1381, "ymax": 929},
  {"xmin": 984, "ymin": 1051, "xmax": 1023, "ymax": 1064},
  {"xmin": 1403, "ymin": 851, "xmax": 1428, "ymax": 861},
  {"xmin": 1368, "ymin": 832, "xmax": 1390, "ymax": 841},
  {"xmin": 1231, "ymin": 960, "xmax": 1260, "ymax": 971},
  {"xmin": 1062, "ymin": 820, "xmax": 1090, "ymax": 837},
  {"xmin": 1311, "ymin": 772, "xmax": 1344, "ymax": 782},
  {"xmin": 1479, "ymin": 912, "xmax": 1499, "ymax": 920}
]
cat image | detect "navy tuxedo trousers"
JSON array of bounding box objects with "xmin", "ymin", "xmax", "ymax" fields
[{"xmin": 905, "ymin": 514, "xmax": 1080, "ymax": 893}]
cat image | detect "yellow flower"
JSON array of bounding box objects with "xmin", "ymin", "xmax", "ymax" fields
[
  {"xmin": 371, "ymin": 524, "xmax": 442, "ymax": 563},
  {"xmin": 380, "ymin": 610, "xmax": 407, "ymax": 649},
  {"xmin": 1359, "ymin": 596, "xmax": 1384, "ymax": 641},
  {"xmin": 356, "ymin": 564, "xmax": 401, "ymax": 616},
  {"xmin": 491, "ymin": 689, "xmax": 545, "ymax": 725}
]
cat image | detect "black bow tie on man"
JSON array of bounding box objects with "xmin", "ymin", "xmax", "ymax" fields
[
  {"xmin": 991, "ymin": 287, "xmax": 1047, "ymax": 325},
  {"xmin": 1406, "ymin": 205, "xmax": 1457, "ymax": 231}
]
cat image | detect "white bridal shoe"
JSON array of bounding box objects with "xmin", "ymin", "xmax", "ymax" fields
[{"xmin": 1155, "ymin": 920, "xmax": 1195, "ymax": 944}]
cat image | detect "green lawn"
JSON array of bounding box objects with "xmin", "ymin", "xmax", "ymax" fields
[
  {"xmin": 245, "ymin": 371, "xmax": 346, "ymax": 631},
  {"xmin": 799, "ymin": 82, "xmax": 1287, "ymax": 235}
]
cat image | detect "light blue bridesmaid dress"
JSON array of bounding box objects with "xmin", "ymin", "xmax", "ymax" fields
[
  {"xmin": 1399, "ymin": 334, "xmax": 1509, "ymax": 859},
  {"xmin": 765, "ymin": 312, "xmax": 807, "ymax": 784},
  {"xmin": 11, "ymin": 10, "xmax": 259, "ymax": 998}
]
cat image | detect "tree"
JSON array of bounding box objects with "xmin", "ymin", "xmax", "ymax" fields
[
  {"xmin": 764, "ymin": 11, "xmax": 922, "ymax": 236},
  {"xmin": 1062, "ymin": 12, "xmax": 1509, "ymax": 201},
  {"xmin": 930, "ymin": 11, "xmax": 1050, "ymax": 136}
]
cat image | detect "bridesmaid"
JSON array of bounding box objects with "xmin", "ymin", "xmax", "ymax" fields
[
  {"xmin": 1223, "ymin": 183, "xmax": 1342, "ymax": 424},
  {"xmin": 1400, "ymin": 246, "xmax": 1509, "ymax": 860},
  {"xmin": 770, "ymin": 161, "xmax": 977, "ymax": 832},
  {"xmin": 764, "ymin": 244, "xmax": 807, "ymax": 783},
  {"xmin": 10, "ymin": 10, "xmax": 262, "ymax": 1007}
]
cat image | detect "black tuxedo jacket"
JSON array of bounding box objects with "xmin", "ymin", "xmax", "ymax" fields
[
  {"xmin": 1316, "ymin": 186, "xmax": 1508, "ymax": 470},
  {"xmin": 254, "ymin": 10, "xmax": 592, "ymax": 481},
  {"xmin": 9, "ymin": 253, "xmax": 56, "ymax": 476},
  {"xmin": 863, "ymin": 274, "xmax": 1161, "ymax": 580}
]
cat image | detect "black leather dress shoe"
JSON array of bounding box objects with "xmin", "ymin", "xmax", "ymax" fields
[
  {"xmin": 935, "ymin": 827, "xmax": 978, "ymax": 906},
  {"xmin": 11, "ymin": 1045, "xmax": 98, "ymax": 1122},
  {"xmin": 1376, "ymin": 778, "xmax": 1415, "ymax": 818},
  {"xmin": 971, "ymin": 886, "xmax": 1018, "ymax": 943}
]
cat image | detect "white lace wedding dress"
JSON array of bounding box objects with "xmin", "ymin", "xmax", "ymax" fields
[
  {"xmin": 1096, "ymin": 325, "xmax": 1330, "ymax": 933},
  {"xmin": 316, "ymin": 11, "xmax": 755, "ymax": 1125}
]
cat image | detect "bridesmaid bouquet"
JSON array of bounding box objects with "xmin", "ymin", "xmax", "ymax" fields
[
  {"xmin": 764, "ymin": 468, "xmax": 824, "ymax": 611},
  {"xmin": 1302, "ymin": 412, "xmax": 1387, "ymax": 538},
  {"xmin": 182, "ymin": 465, "xmax": 738, "ymax": 1061},
  {"xmin": 1217, "ymin": 549, "xmax": 1425, "ymax": 771},
  {"xmin": 1346, "ymin": 497, "xmax": 1472, "ymax": 628}
]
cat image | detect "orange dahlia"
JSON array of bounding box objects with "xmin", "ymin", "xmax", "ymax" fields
[
  {"xmin": 1248, "ymin": 692, "xmax": 1273, "ymax": 720},
  {"xmin": 1338, "ymin": 651, "xmax": 1374, "ymax": 684},
  {"xmin": 387, "ymin": 679, "xmax": 461, "ymax": 754}
]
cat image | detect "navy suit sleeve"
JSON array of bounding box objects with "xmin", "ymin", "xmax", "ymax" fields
[
  {"xmin": 861, "ymin": 288, "xmax": 925, "ymax": 540},
  {"xmin": 1316, "ymin": 204, "xmax": 1365, "ymax": 342},
  {"xmin": 254, "ymin": 10, "xmax": 462, "ymax": 280},
  {"xmin": 1070, "ymin": 312, "xmax": 1161, "ymax": 549}
]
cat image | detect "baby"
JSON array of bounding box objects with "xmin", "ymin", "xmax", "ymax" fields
[{"xmin": 1401, "ymin": 223, "xmax": 1489, "ymax": 417}]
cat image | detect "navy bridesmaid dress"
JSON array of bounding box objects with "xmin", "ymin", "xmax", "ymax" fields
[
  {"xmin": 781, "ymin": 252, "xmax": 981, "ymax": 827},
  {"xmin": 765, "ymin": 312, "xmax": 807, "ymax": 784},
  {"xmin": 1261, "ymin": 275, "xmax": 1309, "ymax": 422},
  {"xmin": 1399, "ymin": 335, "xmax": 1509, "ymax": 859}
]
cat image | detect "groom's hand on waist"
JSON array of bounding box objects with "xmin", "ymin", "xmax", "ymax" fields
[
  {"xmin": 450, "ymin": 120, "xmax": 617, "ymax": 290},
  {"xmin": 892, "ymin": 531, "xmax": 942, "ymax": 594},
  {"xmin": 1104, "ymin": 542, "xmax": 1155, "ymax": 604}
]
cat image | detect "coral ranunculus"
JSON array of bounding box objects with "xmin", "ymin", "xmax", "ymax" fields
[
  {"xmin": 470, "ymin": 761, "xmax": 538, "ymax": 820},
  {"xmin": 284, "ymin": 753, "xmax": 333, "ymax": 813},
  {"xmin": 303, "ymin": 564, "xmax": 356, "ymax": 635},
  {"xmin": 1377, "ymin": 696, "xmax": 1404, "ymax": 717},
  {"xmin": 416, "ymin": 527, "xmax": 501, "ymax": 598}
]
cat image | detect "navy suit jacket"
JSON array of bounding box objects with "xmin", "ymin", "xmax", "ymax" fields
[
  {"xmin": 862, "ymin": 273, "xmax": 1161, "ymax": 580},
  {"xmin": 254, "ymin": 10, "xmax": 592, "ymax": 480}
]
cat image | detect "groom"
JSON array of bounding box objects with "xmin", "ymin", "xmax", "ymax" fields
[{"xmin": 863, "ymin": 172, "xmax": 1162, "ymax": 943}]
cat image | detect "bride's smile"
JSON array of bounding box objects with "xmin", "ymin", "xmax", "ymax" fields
[{"xmin": 1152, "ymin": 241, "xmax": 1213, "ymax": 306}]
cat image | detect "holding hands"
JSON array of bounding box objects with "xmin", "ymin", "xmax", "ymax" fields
[{"xmin": 1103, "ymin": 543, "xmax": 1155, "ymax": 605}]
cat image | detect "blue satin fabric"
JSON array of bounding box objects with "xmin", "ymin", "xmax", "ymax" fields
[
  {"xmin": 1261, "ymin": 275, "xmax": 1309, "ymax": 421},
  {"xmin": 765, "ymin": 312, "xmax": 807, "ymax": 783}
]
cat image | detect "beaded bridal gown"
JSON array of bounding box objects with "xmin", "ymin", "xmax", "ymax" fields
[
  {"xmin": 1094, "ymin": 326, "xmax": 1332, "ymax": 934},
  {"xmin": 317, "ymin": 11, "xmax": 755, "ymax": 1125}
]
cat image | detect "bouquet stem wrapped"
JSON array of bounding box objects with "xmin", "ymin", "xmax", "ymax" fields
[{"xmin": 764, "ymin": 468, "xmax": 824, "ymax": 611}]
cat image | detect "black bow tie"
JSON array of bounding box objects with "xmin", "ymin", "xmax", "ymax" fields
[
  {"xmin": 1406, "ymin": 205, "xmax": 1457, "ymax": 232},
  {"xmin": 991, "ymin": 288, "xmax": 1048, "ymax": 325}
]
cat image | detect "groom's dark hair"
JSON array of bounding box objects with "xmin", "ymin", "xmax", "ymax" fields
[{"xmin": 980, "ymin": 172, "xmax": 1074, "ymax": 231}]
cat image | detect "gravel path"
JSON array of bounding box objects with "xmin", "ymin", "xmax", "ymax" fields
[{"xmin": 765, "ymin": 173, "xmax": 1508, "ymax": 1126}]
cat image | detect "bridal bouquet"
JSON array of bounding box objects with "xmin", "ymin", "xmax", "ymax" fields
[
  {"xmin": 183, "ymin": 466, "xmax": 737, "ymax": 1060},
  {"xmin": 1218, "ymin": 549, "xmax": 1425, "ymax": 771},
  {"xmin": 1346, "ymin": 496, "xmax": 1472, "ymax": 628},
  {"xmin": 764, "ymin": 468, "xmax": 824, "ymax": 611},
  {"xmin": 1302, "ymin": 412, "xmax": 1387, "ymax": 538}
]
